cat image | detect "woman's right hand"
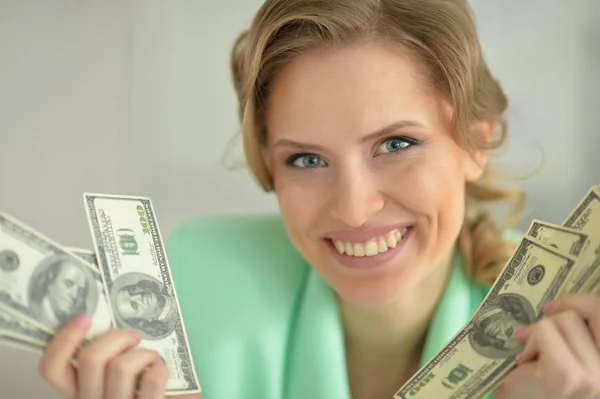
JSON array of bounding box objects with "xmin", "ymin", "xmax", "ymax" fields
[{"xmin": 38, "ymin": 313, "xmax": 170, "ymax": 399}]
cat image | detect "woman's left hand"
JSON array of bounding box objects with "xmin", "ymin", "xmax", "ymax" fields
[{"xmin": 494, "ymin": 293, "xmax": 600, "ymax": 399}]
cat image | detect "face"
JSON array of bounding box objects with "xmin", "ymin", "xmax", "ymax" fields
[
  {"xmin": 115, "ymin": 285, "xmax": 160, "ymax": 320},
  {"xmin": 265, "ymin": 41, "xmax": 488, "ymax": 307},
  {"xmin": 483, "ymin": 313, "xmax": 521, "ymax": 351},
  {"xmin": 47, "ymin": 262, "xmax": 87, "ymax": 317}
]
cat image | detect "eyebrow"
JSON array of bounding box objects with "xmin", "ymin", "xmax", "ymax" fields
[{"xmin": 271, "ymin": 120, "xmax": 425, "ymax": 151}]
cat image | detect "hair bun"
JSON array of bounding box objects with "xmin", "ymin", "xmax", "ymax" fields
[{"xmin": 458, "ymin": 211, "xmax": 516, "ymax": 287}]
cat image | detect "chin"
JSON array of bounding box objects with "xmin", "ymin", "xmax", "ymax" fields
[{"xmin": 330, "ymin": 263, "xmax": 420, "ymax": 308}]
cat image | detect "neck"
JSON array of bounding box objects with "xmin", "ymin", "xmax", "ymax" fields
[{"xmin": 339, "ymin": 248, "xmax": 455, "ymax": 399}]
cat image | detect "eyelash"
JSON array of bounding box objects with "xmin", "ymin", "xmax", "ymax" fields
[
  {"xmin": 284, "ymin": 135, "xmax": 420, "ymax": 169},
  {"xmin": 376, "ymin": 136, "xmax": 420, "ymax": 156}
]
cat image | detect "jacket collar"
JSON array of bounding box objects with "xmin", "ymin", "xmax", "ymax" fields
[{"xmin": 286, "ymin": 248, "xmax": 484, "ymax": 399}]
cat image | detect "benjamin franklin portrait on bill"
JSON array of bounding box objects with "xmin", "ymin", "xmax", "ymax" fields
[
  {"xmin": 28, "ymin": 254, "xmax": 98, "ymax": 329},
  {"xmin": 110, "ymin": 272, "xmax": 178, "ymax": 340},
  {"xmin": 469, "ymin": 293, "xmax": 536, "ymax": 359}
]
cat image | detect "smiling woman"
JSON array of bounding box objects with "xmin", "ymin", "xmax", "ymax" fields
[
  {"xmin": 195, "ymin": 0, "xmax": 525, "ymax": 397},
  {"xmin": 212, "ymin": 0, "xmax": 518, "ymax": 396}
]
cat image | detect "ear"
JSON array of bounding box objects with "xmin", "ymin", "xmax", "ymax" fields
[{"xmin": 464, "ymin": 120, "xmax": 497, "ymax": 182}]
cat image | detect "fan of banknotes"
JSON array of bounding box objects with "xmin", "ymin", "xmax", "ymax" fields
[
  {"xmin": 393, "ymin": 184, "xmax": 600, "ymax": 399},
  {"xmin": 0, "ymin": 193, "xmax": 201, "ymax": 396}
]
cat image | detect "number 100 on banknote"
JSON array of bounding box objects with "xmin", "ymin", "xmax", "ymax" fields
[{"xmin": 84, "ymin": 193, "xmax": 200, "ymax": 395}]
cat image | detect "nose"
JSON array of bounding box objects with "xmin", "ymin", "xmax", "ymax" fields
[
  {"xmin": 330, "ymin": 166, "xmax": 384, "ymax": 227},
  {"xmin": 65, "ymin": 286, "xmax": 77, "ymax": 299}
]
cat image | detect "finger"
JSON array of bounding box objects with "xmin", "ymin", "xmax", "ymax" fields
[
  {"xmin": 527, "ymin": 318, "xmax": 584, "ymax": 393},
  {"xmin": 515, "ymin": 327, "xmax": 539, "ymax": 365},
  {"xmin": 551, "ymin": 310, "xmax": 600, "ymax": 370},
  {"xmin": 105, "ymin": 348, "xmax": 160, "ymax": 399},
  {"xmin": 515, "ymin": 318, "xmax": 581, "ymax": 368},
  {"xmin": 515, "ymin": 320, "xmax": 544, "ymax": 365},
  {"xmin": 38, "ymin": 313, "xmax": 91, "ymax": 399},
  {"xmin": 495, "ymin": 362, "xmax": 538, "ymax": 398},
  {"xmin": 76, "ymin": 329, "xmax": 142, "ymax": 399},
  {"xmin": 137, "ymin": 360, "xmax": 170, "ymax": 399},
  {"xmin": 513, "ymin": 324, "xmax": 531, "ymax": 344},
  {"xmin": 545, "ymin": 293, "xmax": 600, "ymax": 348}
]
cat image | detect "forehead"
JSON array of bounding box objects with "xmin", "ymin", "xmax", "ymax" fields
[
  {"xmin": 56, "ymin": 261, "xmax": 78, "ymax": 272},
  {"xmin": 265, "ymin": 40, "xmax": 447, "ymax": 143},
  {"xmin": 54, "ymin": 263, "xmax": 85, "ymax": 282}
]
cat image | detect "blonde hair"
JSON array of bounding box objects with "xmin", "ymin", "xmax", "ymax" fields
[{"xmin": 229, "ymin": 0, "xmax": 525, "ymax": 286}]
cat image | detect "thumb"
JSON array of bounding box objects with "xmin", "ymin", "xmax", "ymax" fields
[
  {"xmin": 494, "ymin": 362, "xmax": 538, "ymax": 398},
  {"xmin": 514, "ymin": 325, "xmax": 538, "ymax": 365}
]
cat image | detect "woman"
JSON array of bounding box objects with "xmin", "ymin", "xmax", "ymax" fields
[{"xmin": 38, "ymin": 1, "xmax": 600, "ymax": 398}]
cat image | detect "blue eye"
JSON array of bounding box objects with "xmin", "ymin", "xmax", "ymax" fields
[
  {"xmin": 378, "ymin": 136, "xmax": 416, "ymax": 154},
  {"xmin": 286, "ymin": 153, "xmax": 326, "ymax": 168}
]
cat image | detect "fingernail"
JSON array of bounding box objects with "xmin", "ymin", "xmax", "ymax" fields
[
  {"xmin": 131, "ymin": 330, "xmax": 142, "ymax": 340},
  {"xmin": 514, "ymin": 353, "xmax": 524, "ymax": 364},
  {"xmin": 514, "ymin": 325, "xmax": 527, "ymax": 336},
  {"xmin": 543, "ymin": 300, "xmax": 556, "ymax": 315},
  {"xmin": 74, "ymin": 314, "xmax": 91, "ymax": 327}
]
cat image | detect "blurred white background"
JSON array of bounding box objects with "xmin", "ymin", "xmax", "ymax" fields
[{"xmin": 0, "ymin": 0, "xmax": 598, "ymax": 397}]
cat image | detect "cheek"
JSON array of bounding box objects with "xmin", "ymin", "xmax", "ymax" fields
[
  {"xmin": 381, "ymin": 149, "xmax": 467, "ymax": 241},
  {"xmin": 384, "ymin": 153, "xmax": 464, "ymax": 212},
  {"xmin": 423, "ymin": 155, "xmax": 466, "ymax": 230},
  {"xmin": 273, "ymin": 171, "xmax": 326, "ymax": 238},
  {"xmin": 275, "ymin": 185, "xmax": 327, "ymax": 269}
]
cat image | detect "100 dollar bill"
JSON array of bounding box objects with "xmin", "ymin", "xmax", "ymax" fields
[
  {"xmin": 0, "ymin": 211, "xmax": 113, "ymax": 339},
  {"xmin": 0, "ymin": 247, "xmax": 100, "ymax": 351},
  {"xmin": 526, "ymin": 219, "xmax": 589, "ymax": 257},
  {"xmin": 83, "ymin": 193, "xmax": 200, "ymax": 395},
  {"xmin": 0, "ymin": 333, "xmax": 45, "ymax": 354},
  {"xmin": 393, "ymin": 237, "xmax": 577, "ymax": 399},
  {"xmin": 562, "ymin": 187, "xmax": 600, "ymax": 293},
  {"xmin": 0, "ymin": 310, "xmax": 52, "ymax": 347},
  {"xmin": 526, "ymin": 219, "xmax": 591, "ymax": 295}
]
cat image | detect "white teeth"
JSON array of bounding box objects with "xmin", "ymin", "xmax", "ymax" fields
[
  {"xmin": 365, "ymin": 241, "xmax": 378, "ymax": 256},
  {"xmin": 377, "ymin": 236, "xmax": 388, "ymax": 253},
  {"xmin": 334, "ymin": 240, "xmax": 345, "ymax": 254},
  {"xmin": 353, "ymin": 242, "xmax": 365, "ymax": 257},
  {"xmin": 345, "ymin": 242, "xmax": 354, "ymax": 256},
  {"xmin": 386, "ymin": 231, "xmax": 398, "ymax": 248},
  {"xmin": 331, "ymin": 227, "xmax": 411, "ymax": 258}
]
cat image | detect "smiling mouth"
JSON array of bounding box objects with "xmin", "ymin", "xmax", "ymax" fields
[{"xmin": 327, "ymin": 227, "xmax": 412, "ymax": 258}]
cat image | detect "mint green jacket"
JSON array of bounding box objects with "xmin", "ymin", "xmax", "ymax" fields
[{"xmin": 166, "ymin": 214, "xmax": 496, "ymax": 399}]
